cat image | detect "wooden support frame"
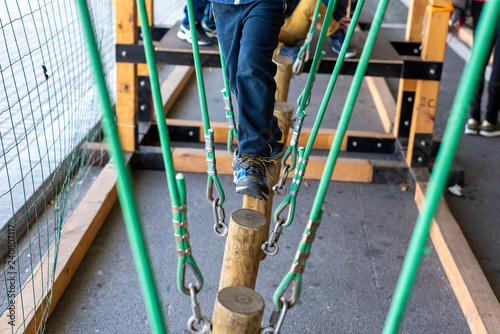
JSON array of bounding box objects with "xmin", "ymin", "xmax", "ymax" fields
[
  {"xmin": 116, "ymin": 0, "xmax": 138, "ymax": 151},
  {"xmin": 406, "ymin": 0, "xmax": 452, "ymax": 167}
]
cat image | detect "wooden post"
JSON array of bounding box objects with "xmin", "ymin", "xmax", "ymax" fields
[
  {"xmin": 242, "ymin": 101, "xmax": 293, "ymax": 220},
  {"xmin": 116, "ymin": 0, "xmax": 138, "ymax": 151},
  {"xmin": 406, "ymin": 0, "xmax": 452, "ymax": 167},
  {"xmin": 212, "ymin": 286, "xmax": 265, "ymax": 334},
  {"xmin": 273, "ymin": 55, "xmax": 293, "ymax": 102},
  {"xmin": 218, "ymin": 209, "xmax": 268, "ymax": 290}
]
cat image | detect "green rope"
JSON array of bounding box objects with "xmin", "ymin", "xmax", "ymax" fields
[
  {"xmin": 219, "ymin": 47, "xmax": 238, "ymax": 155},
  {"xmin": 75, "ymin": 1, "xmax": 167, "ymax": 333},
  {"xmin": 135, "ymin": 0, "xmax": 204, "ymax": 296},
  {"xmin": 273, "ymin": 0, "xmax": 390, "ymax": 310},
  {"xmin": 383, "ymin": 1, "xmax": 500, "ymax": 332},
  {"xmin": 273, "ymin": 0, "xmax": 365, "ymax": 230},
  {"xmin": 185, "ymin": 0, "xmax": 226, "ymax": 208},
  {"xmin": 282, "ymin": 0, "xmax": 337, "ymax": 171}
]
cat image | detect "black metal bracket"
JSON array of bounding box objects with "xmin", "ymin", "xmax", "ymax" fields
[
  {"xmin": 402, "ymin": 57, "xmax": 442, "ymax": 81},
  {"xmin": 346, "ymin": 136, "xmax": 395, "ymax": 153},
  {"xmin": 398, "ymin": 91, "xmax": 415, "ymax": 138},
  {"xmin": 116, "ymin": 43, "xmax": 222, "ymax": 67},
  {"xmin": 137, "ymin": 26, "xmax": 169, "ymax": 42},
  {"xmin": 410, "ymin": 133, "xmax": 434, "ymax": 167},
  {"xmin": 390, "ymin": 41, "xmax": 422, "ymax": 57},
  {"xmin": 137, "ymin": 76, "xmax": 152, "ymax": 122}
]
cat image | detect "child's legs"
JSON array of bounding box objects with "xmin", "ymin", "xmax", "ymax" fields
[
  {"xmin": 183, "ymin": 0, "xmax": 206, "ymax": 27},
  {"xmin": 214, "ymin": 0, "xmax": 284, "ymax": 156},
  {"xmin": 279, "ymin": 0, "xmax": 339, "ymax": 46}
]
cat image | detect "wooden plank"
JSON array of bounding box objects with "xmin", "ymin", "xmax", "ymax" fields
[
  {"xmin": 171, "ymin": 147, "xmax": 373, "ymax": 183},
  {"xmin": 0, "ymin": 156, "xmax": 130, "ymax": 333},
  {"xmin": 415, "ymin": 183, "xmax": 500, "ymax": 333},
  {"xmin": 156, "ymin": 22, "xmax": 219, "ymax": 54},
  {"xmin": 365, "ymin": 76, "xmax": 396, "ymax": 133},
  {"xmin": 161, "ymin": 66, "xmax": 195, "ymax": 119},
  {"xmin": 163, "ymin": 118, "xmax": 395, "ymax": 151},
  {"xmin": 116, "ymin": 0, "xmax": 138, "ymax": 152}
]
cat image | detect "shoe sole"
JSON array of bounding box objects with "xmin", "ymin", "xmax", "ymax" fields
[
  {"xmin": 479, "ymin": 130, "xmax": 500, "ymax": 137},
  {"xmin": 236, "ymin": 185, "xmax": 269, "ymax": 201},
  {"xmin": 176, "ymin": 30, "xmax": 212, "ymax": 46},
  {"xmin": 464, "ymin": 127, "xmax": 479, "ymax": 135}
]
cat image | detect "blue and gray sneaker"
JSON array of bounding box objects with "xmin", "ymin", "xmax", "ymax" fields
[
  {"xmin": 330, "ymin": 32, "xmax": 356, "ymax": 58},
  {"xmin": 232, "ymin": 142, "xmax": 284, "ymax": 200}
]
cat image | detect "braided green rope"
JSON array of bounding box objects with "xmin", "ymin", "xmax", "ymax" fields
[
  {"xmin": 76, "ymin": 0, "xmax": 167, "ymax": 332},
  {"xmin": 274, "ymin": 0, "xmax": 390, "ymax": 310},
  {"xmin": 135, "ymin": 0, "xmax": 204, "ymax": 296},
  {"xmin": 219, "ymin": 47, "xmax": 238, "ymax": 155},
  {"xmin": 274, "ymin": 0, "xmax": 365, "ymax": 231},
  {"xmin": 383, "ymin": 1, "xmax": 500, "ymax": 331},
  {"xmin": 282, "ymin": 0, "xmax": 338, "ymax": 172},
  {"xmin": 185, "ymin": 0, "xmax": 225, "ymax": 208}
]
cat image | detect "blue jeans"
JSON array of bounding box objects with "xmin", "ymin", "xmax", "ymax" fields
[{"xmin": 213, "ymin": 0, "xmax": 284, "ymax": 157}]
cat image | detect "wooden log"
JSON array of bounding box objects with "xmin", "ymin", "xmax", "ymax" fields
[
  {"xmin": 211, "ymin": 286, "xmax": 265, "ymax": 334},
  {"xmin": 218, "ymin": 209, "xmax": 268, "ymax": 290},
  {"xmin": 273, "ymin": 55, "xmax": 293, "ymax": 102},
  {"xmin": 116, "ymin": 0, "xmax": 138, "ymax": 151}
]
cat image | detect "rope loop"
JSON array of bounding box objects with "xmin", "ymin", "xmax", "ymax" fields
[
  {"xmin": 180, "ymin": 260, "xmax": 203, "ymax": 295},
  {"xmin": 187, "ymin": 283, "xmax": 211, "ymax": 334},
  {"xmin": 276, "ymin": 276, "xmax": 301, "ymax": 309}
]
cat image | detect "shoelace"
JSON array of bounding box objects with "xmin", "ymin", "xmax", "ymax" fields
[{"xmin": 239, "ymin": 154, "xmax": 272, "ymax": 179}]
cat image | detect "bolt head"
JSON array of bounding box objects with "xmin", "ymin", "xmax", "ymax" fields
[
  {"xmin": 417, "ymin": 156, "xmax": 423, "ymax": 162},
  {"xmin": 377, "ymin": 142, "xmax": 382, "ymax": 148},
  {"xmin": 420, "ymin": 140, "xmax": 426, "ymax": 146},
  {"xmin": 140, "ymin": 104, "xmax": 146, "ymax": 111},
  {"xmin": 121, "ymin": 50, "xmax": 127, "ymax": 57},
  {"xmin": 404, "ymin": 120, "xmax": 410, "ymax": 126},
  {"xmin": 407, "ymin": 97, "xmax": 413, "ymax": 102},
  {"xmin": 352, "ymin": 141, "xmax": 358, "ymax": 147},
  {"xmin": 140, "ymin": 80, "xmax": 146, "ymax": 87}
]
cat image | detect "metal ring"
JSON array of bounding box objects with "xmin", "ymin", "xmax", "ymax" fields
[
  {"xmin": 187, "ymin": 315, "xmax": 211, "ymax": 334},
  {"xmin": 261, "ymin": 241, "xmax": 279, "ymax": 256}
]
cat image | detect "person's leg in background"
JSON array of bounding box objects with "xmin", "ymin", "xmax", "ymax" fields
[
  {"xmin": 177, "ymin": 0, "xmax": 213, "ymax": 45},
  {"xmin": 480, "ymin": 18, "xmax": 500, "ymax": 136}
]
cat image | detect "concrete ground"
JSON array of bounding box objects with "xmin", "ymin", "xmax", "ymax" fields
[{"xmin": 45, "ymin": 0, "xmax": 500, "ymax": 333}]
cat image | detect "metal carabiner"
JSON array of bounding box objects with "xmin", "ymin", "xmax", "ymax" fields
[
  {"xmin": 272, "ymin": 164, "xmax": 290, "ymax": 196},
  {"xmin": 261, "ymin": 218, "xmax": 285, "ymax": 256},
  {"xmin": 260, "ymin": 297, "xmax": 290, "ymax": 334},
  {"xmin": 187, "ymin": 283, "xmax": 211, "ymax": 334},
  {"xmin": 274, "ymin": 199, "xmax": 294, "ymax": 228},
  {"xmin": 212, "ymin": 197, "xmax": 228, "ymax": 237}
]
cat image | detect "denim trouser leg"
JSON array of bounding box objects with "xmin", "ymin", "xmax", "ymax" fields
[
  {"xmin": 183, "ymin": 0, "xmax": 207, "ymax": 27},
  {"xmin": 213, "ymin": 1, "xmax": 284, "ymax": 157}
]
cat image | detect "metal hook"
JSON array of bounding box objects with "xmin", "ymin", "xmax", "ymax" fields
[{"xmin": 187, "ymin": 284, "xmax": 211, "ymax": 333}]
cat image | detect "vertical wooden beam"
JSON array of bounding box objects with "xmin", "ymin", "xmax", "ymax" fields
[
  {"xmin": 218, "ymin": 209, "xmax": 268, "ymax": 290},
  {"xmin": 116, "ymin": 0, "xmax": 138, "ymax": 151},
  {"xmin": 137, "ymin": 0, "xmax": 153, "ymax": 77},
  {"xmin": 212, "ymin": 286, "xmax": 265, "ymax": 334},
  {"xmin": 393, "ymin": 0, "xmax": 426, "ymax": 139},
  {"xmin": 406, "ymin": 0, "xmax": 452, "ymax": 166}
]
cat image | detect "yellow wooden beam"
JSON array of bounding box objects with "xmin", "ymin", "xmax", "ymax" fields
[{"xmin": 415, "ymin": 183, "xmax": 500, "ymax": 333}]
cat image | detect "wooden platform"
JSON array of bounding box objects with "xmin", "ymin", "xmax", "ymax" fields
[{"xmin": 151, "ymin": 22, "xmax": 405, "ymax": 78}]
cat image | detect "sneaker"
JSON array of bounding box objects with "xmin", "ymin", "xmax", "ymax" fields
[
  {"xmin": 201, "ymin": 19, "xmax": 217, "ymax": 39},
  {"xmin": 479, "ymin": 120, "xmax": 500, "ymax": 137},
  {"xmin": 233, "ymin": 155, "xmax": 271, "ymax": 200},
  {"xmin": 177, "ymin": 23, "xmax": 213, "ymax": 46},
  {"xmin": 232, "ymin": 141, "xmax": 284, "ymax": 200},
  {"xmin": 464, "ymin": 118, "xmax": 480, "ymax": 135},
  {"xmin": 330, "ymin": 33, "xmax": 356, "ymax": 58}
]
